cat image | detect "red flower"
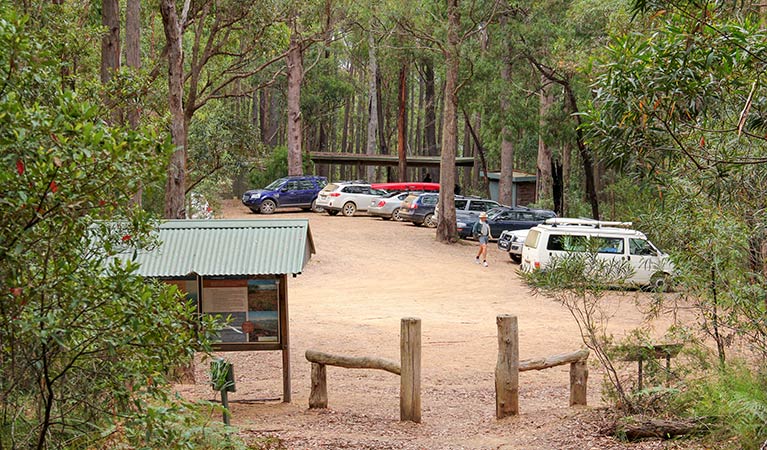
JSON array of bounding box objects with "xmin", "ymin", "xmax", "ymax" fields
[
  {"xmin": 49, "ymin": 181, "xmax": 58, "ymax": 193},
  {"xmin": 10, "ymin": 287, "xmax": 22, "ymax": 297},
  {"xmin": 121, "ymin": 234, "xmax": 131, "ymax": 242},
  {"xmin": 16, "ymin": 159, "xmax": 24, "ymax": 175},
  {"xmin": 98, "ymin": 200, "xmax": 106, "ymax": 206}
]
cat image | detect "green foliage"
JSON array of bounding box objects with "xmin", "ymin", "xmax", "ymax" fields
[
  {"xmin": 677, "ymin": 364, "xmax": 767, "ymax": 449},
  {"xmin": 248, "ymin": 146, "xmax": 314, "ymax": 188},
  {"xmin": 0, "ymin": 7, "xmax": 234, "ymax": 449}
]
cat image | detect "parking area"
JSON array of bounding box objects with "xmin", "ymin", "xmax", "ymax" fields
[{"xmin": 177, "ymin": 200, "xmax": 672, "ymax": 449}]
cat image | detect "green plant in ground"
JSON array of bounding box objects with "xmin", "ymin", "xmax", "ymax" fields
[
  {"xmin": 524, "ymin": 241, "xmax": 640, "ymax": 410},
  {"xmin": 676, "ymin": 364, "xmax": 767, "ymax": 449}
]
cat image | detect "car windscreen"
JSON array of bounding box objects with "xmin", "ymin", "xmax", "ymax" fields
[
  {"xmin": 487, "ymin": 207, "xmax": 506, "ymax": 219},
  {"xmin": 264, "ymin": 178, "xmax": 286, "ymax": 190}
]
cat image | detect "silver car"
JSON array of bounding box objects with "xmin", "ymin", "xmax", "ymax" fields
[
  {"xmin": 316, "ymin": 182, "xmax": 388, "ymax": 216},
  {"xmin": 367, "ymin": 192, "xmax": 414, "ymax": 221}
]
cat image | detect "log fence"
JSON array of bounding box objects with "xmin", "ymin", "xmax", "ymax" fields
[
  {"xmin": 305, "ymin": 317, "xmax": 421, "ymax": 423},
  {"xmin": 495, "ymin": 314, "xmax": 589, "ymax": 418}
]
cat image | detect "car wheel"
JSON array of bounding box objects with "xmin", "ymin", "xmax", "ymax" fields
[
  {"xmin": 392, "ymin": 208, "xmax": 403, "ymax": 221},
  {"xmin": 327, "ymin": 210, "xmax": 339, "ymax": 216},
  {"xmin": 648, "ymin": 272, "xmax": 671, "ymax": 292},
  {"xmin": 510, "ymin": 254, "xmax": 522, "ymax": 263},
  {"xmin": 424, "ymin": 213, "xmax": 437, "ymax": 228},
  {"xmin": 259, "ymin": 199, "xmax": 276, "ymax": 214},
  {"xmin": 311, "ymin": 199, "xmax": 325, "ymax": 213},
  {"xmin": 342, "ymin": 202, "xmax": 356, "ymax": 217}
]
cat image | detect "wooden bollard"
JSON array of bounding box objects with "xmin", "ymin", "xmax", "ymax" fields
[
  {"xmin": 569, "ymin": 360, "xmax": 588, "ymax": 406},
  {"xmin": 495, "ymin": 314, "xmax": 519, "ymax": 418},
  {"xmin": 309, "ymin": 362, "xmax": 327, "ymax": 409},
  {"xmin": 400, "ymin": 317, "xmax": 421, "ymax": 423}
]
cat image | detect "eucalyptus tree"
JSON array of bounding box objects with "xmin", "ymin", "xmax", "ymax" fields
[
  {"xmin": 393, "ymin": 0, "xmax": 501, "ymax": 243},
  {"xmin": 158, "ymin": 0, "xmax": 293, "ymax": 217},
  {"xmin": 585, "ymin": 0, "xmax": 767, "ymax": 363}
]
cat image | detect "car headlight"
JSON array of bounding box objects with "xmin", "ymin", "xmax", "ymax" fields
[
  {"xmin": 250, "ymin": 193, "xmax": 260, "ymax": 199},
  {"xmin": 457, "ymin": 222, "xmax": 467, "ymax": 228}
]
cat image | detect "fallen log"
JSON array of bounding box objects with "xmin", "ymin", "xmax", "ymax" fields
[
  {"xmin": 519, "ymin": 349, "xmax": 589, "ymax": 372},
  {"xmin": 610, "ymin": 418, "xmax": 703, "ymax": 440},
  {"xmin": 305, "ymin": 349, "xmax": 401, "ymax": 375}
]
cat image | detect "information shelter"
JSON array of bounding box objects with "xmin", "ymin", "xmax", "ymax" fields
[{"xmin": 122, "ymin": 219, "xmax": 315, "ymax": 402}]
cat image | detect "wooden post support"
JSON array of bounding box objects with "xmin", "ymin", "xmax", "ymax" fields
[
  {"xmin": 569, "ymin": 360, "xmax": 588, "ymax": 406},
  {"xmin": 400, "ymin": 317, "xmax": 421, "ymax": 423},
  {"xmin": 495, "ymin": 314, "xmax": 519, "ymax": 418},
  {"xmin": 308, "ymin": 362, "xmax": 327, "ymax": 409}
]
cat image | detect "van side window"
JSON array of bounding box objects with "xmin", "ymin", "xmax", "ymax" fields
[
  {"xmin": 630, "ymin": 238, "xmax": 656, "ymax": 256},
  {"xmin": 454, "ymin": 200, "xmax": 468, "ymax": 209},
  {"xmin": 595, "ymin": 237, "xmax": 624, "ymax": 254},
  {"xmin": 547, "ymin": 234, "xmax": 587, "ymax": 251}
]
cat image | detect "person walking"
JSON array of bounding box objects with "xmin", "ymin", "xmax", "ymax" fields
[{"xmin": 474, "ymin": 212, "xmax": 490, "ymax": 267}]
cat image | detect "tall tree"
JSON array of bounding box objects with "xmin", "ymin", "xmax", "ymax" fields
[
  {"xmin": 498, "ymin": 17, "xmax": 514, "ymax": 206},
  {"xmin": 397, "ymin": 63, "xmax": 408, "ymax": 181},
  {"xmin": 287, "ymin": 31, "xmax": 304, "ymax": 175},
  {"xmin": 435, "ymin": 0, "xmax": 460, "ymax": 242},
  {"xmin": 160, "ymin": 0, "xmax": 188, "ymax": 219},
  {"xmin": 366, "ymin": 26, "xmax": 379, "ymax": 181}
]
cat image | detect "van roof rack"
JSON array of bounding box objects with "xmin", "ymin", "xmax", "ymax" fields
[{"xmin": 544, "ymin": 218, "xmax": 633, "ymax": 228}]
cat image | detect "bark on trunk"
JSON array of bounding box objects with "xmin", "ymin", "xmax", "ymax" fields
[
  {"xmin": 126, "ymin": 0, "xmax": 142, "ymax": 206},
  {"xmin": 101, "ymin": 0, "xmax": 120, "ymax": 85},
  {"xmin": 160, "ymin": 0, "xmax": 187, "ymax": 219},
  {"xmin": 366, "ymin": 28, "xmax": 378, "ymax": 182},
  {"xmin": 537, "ymin": 75, "xmax": 553, "ymax": 205},
  {"xmin": 287, "ymin": 33, "xmax": 304, "ymax": 176},
  {"xmin": 423, "ymin": 58, "xmax": 438, "ymax": 181},
  {"xmin": 397, "ymin": 64, "xmax": 408, "ymax": 182},
  {"xmin": 498, "ymin": 31, "xmax": 514, "ymax": 206},
  {"xmin": 436, "ymin": 0, "xmax": 460, "ymax": 243},
  {"xmin": 101, "ymin": 0, "xmax": 120, "ymax": 124}
]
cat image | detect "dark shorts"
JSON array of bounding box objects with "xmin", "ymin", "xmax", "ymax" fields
[{"xmin": 479, "ymin": 236, "xmax": 489, "ymax": 245}]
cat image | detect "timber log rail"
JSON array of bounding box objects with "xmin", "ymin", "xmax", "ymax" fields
[
  {"xmin": 305, "ymin": 317, "xmax": 422, "ymax": 423},
  {"xmin": 495, "ymin": 314, "xmax": 589, "ymax": 418}
]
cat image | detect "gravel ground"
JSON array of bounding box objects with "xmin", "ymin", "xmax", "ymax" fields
[{"xmin": 175, "ymin": 199, "xmax": 697, "ymax": 449}]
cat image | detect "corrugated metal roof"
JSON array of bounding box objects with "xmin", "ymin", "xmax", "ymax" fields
[{"xmin": 122, "ymin": 219, "xmax": 314, "ymax": 277}]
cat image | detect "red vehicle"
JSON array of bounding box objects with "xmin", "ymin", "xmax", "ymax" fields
[{"xmin": 370, "ymin": 182, "xmax": 440, "ymax": 192}]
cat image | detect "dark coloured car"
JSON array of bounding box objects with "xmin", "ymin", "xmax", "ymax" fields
[
  {"xmin": 399, "ymin": 193, "xmax": 439, "ymax": 227},
  {"xmin": 242, "ymin": 176, "xmax": 328, "ymax": 214},
  {"xmin": 456, "ymin": 206, "xmax": 556, "ymax": 239}
]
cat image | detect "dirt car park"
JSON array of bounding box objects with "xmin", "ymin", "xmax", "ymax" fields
[{"xmin": 176, "ymin": 199, "xmax": 687, "ymax": 450}]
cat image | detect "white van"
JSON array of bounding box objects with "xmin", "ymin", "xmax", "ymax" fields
[{"xmin": 520, "ymin": 218, "xmax": 673, "ymax": 289}]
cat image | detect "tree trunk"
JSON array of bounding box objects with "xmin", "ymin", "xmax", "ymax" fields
[
  {"xmin": 537, "ymin": 75, "xmax": 553, "ymax": 205},
  {"xmin": 366, "ymin": 28, "xmax": 378, "ymax": 182},
  {"xmin": 562, "ymin": 141, "xmax": 571, "ymax": 215},
  {"xmin": 160, "ymin": 0, "xmax": 187, "ymax": 219},
  {"xmin": 101, "ymin": 0, "xmax": 120, "ymax": 123},
  {"xmin": 101, "ymin": 0, "xmax": 120, "ymax": 85},
  {"xmin": 287, "ymin": 33, "xmax": 304, "ymax": 176},
  {"xmin": 126, "ymin": 0, "xmax": 142, "ymax": 206},
  {"xmin": 499, "ymin": 31, "xmax": 514, "ymax": 206},
  {"xmin": 397, "ymin": 63, "xmax": 408, "ymax": 182},
  {"xmin": 423, "ymin": 58, "xmax": 438, "ymax": 181},
  {"xmin": 436, "ymin": 0, "xmax": 460, "ymax": 243}
]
